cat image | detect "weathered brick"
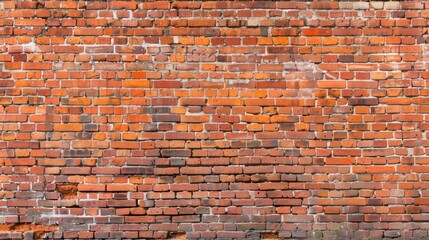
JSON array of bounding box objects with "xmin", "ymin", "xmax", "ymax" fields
[
  {"xmin": 348, "ymin": 98, "xmax": 379, "ymax": 106},
  {"xmin": 161, "ymin": 149, "xmax": 191, "ymax": 157},
  {"xmin": 121, "ymin": 167, "xmax": 154, "ymax": 175}
]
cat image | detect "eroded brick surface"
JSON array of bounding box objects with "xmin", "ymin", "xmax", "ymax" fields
[{"xmin": 1, "ymin": 0, "xmax": 429, "ymax": 239}]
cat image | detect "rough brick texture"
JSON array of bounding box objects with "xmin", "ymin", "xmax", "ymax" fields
[{"xmin": 1, "ymin": 0, "xmax": 429, "ymax": 239}]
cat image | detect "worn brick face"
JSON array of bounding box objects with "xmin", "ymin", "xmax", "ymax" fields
[{"xmin": 1, "ymin": 0, "xmax": 429, "ymax": 239}]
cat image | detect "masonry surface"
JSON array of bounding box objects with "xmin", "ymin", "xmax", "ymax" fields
[{"xmin": 1, "ymin": 0, "xmax": 429, "ymax": 239}]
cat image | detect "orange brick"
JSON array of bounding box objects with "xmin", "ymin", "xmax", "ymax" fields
[
  {"xmin": 53, "ymin": 124, "xmax": 83, "ymax": 132},
  {"xmin": 208, "ymin": 98, "xmax": 243, "ymax": 106},
  {"xmin": 123, "ymin": 80, "xmax": 150, "ymax": 88},
  {"xmin": 15, "ymin": 19, "xmax": 45, "ymax": 26}
]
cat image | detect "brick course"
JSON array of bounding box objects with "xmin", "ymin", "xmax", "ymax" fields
[{"xmin": 1, "ymin": 0, "xmax": 429, "ymax": 239}]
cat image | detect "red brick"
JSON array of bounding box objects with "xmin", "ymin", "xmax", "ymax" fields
[
  {"xmin": 109, "ymin": 1, "xmax": 137, "ymax": 10},
  {"xmin": 15, "ymin": 19, "xmax": 45, "ymax": 26},
  {"xmin": 309, "ymin": 2, "xmax": 338, "ymax": 9},
  {"xmin": 393, "ymin": 28, "xmax": 422, "ymax": 36},
  {"xmin": 348, "ymin": 98, "xmax": 379, "ymax": 106},
  {"xmin": 181, "ymin": 98, "xmax": 206, "ymax": 106},
  {"xmin": 143, "ymin": 1, "xmax": 170, "ymax": 10},
  {"xmin": 5, "ymin": 158, "xmax": 36, "ymax": 166},
  {"xmin": 111, "ymin": 142, "xmax": 140, "ymax": 149},
  {"xmin": 208, "ymin": 99, "xmax": 243, "ymax": 106},
  {"xmin": 22, "ymin": 63, "xmax": 51, "ymax": 70},
  {"xmin": 302, "ymin": 28, "xmax": 332, "ymax": 36},
  {"xmin": 107, "ymin": 184, "xmax": 137, "ymax": 192},
  {"xmin": 188, "ymin": 20, "xmax": 216, "ymax": 27},
  {"xmin": 54, "ymin": 46, "xmax": 84, "ymax": 53},
  {"xmin": 180, "ymin": 167, "xmax": 212, "ymax": 175},
  {"xmin": 172, "ymin": 2, "xmax": 201, "ymax": 9},
  {"xmin": 153, "ymin": 81, "xmax": 182, "ymax": 88},
  {"xmin": 332, "ymin": 28, "xmax": 361, "ymax": 36},
  {"xmin": 74, "ymin": 28, "xmax": 104, "ymax": 36}
]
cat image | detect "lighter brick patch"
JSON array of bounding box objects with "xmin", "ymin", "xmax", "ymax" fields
[
  {"xmin": 247, "ymin": 19, "xmax": 260, "ymax": 27},
  {"xmin": 353, "ymin": 2, "xmax": 369, "ymax": 10},
  {"xmin": 370, "ymin": 2, "xmax": 384, "ymax": 9},
  {"xmin": 384, "ymin": 1, "xmax": 400, "ymax": 10},
  {"xmin": 342, "ymin": 1, "xmax": 401, "ymax": 10},
  {"xmin": 21, "ymin": 42, "xmax": 41, "ymax": 53},
  {"xmin": 338, "ymin": 2, "xmax": 353, "ymax": 9},
  {"xmin": 283, "ymin": 60, "xmax": 327, "ymax": 100}
]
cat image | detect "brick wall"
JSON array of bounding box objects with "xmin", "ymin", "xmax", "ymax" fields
[{"xmin": 1, "ymin": 0, "xmax": 429, "ymax": 239}]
